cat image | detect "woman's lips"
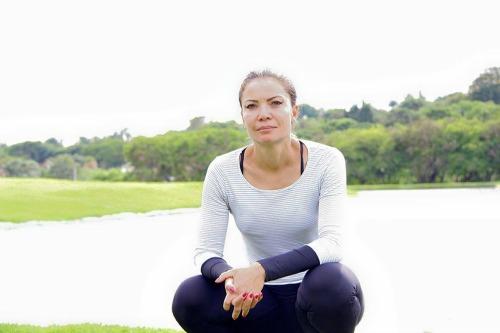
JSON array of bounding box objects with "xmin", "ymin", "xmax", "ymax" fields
[{"xmin": 258, "ymin": 126, "xmax": 276, "ymax": 131}]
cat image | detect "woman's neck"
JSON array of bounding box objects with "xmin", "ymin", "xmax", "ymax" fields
[{"xmin": 247, "ymin": 138, "xmax": 299, "ymax": 173}]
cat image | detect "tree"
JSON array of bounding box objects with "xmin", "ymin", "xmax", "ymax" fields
[
  {"xmin": 67, "ymin": 135, "xmax": 126, "ymax": 169},
  {"xmin": 469, "ymin": 67, "xmax": 500, "ymax": 104},
  {"xmin": 387, "ymin": 108, "xmax": 421, "ymax": 125},
  {"xmin": 44, "ymin": 138, "xmax": 63, "ymax": 147},
  {"xmin": 187, "ymin": 116, "xmax": 206, "ymax": 130},
  {"xmin": 435, "ymin": 92, "xmax": 467, "ymax": 105},
  {"xmin": 124, "ymin": 126, "xmax": 248, "ymax": 181},
  {"xmin": 393, "ymin": 119, "xmax": 447, "ymax": 183},
  {"xmin": 347, "ymin": 102, "xmax": 375, "ymax": 123},
  {"xmin": 327, "ymin": 125, "xmax": 395, "ymax": 184},
  {"xmin": 8, "ymin": 141, "xmax": 60, "ymax": 163},
  {"xmin": 47, "ymin": 154, "xmax": 76, "ymax": 179},
  {"xmin": 3, "ymin": 158, "xmax": 41, "ymax": 177},
  {"xmin": 323, "ymin": 109, "xmax": 346, "ymax": 120},
  {"xmin": 399, "ymin": 94, "xmax": 426, "ymax": 110},
  {"xmin": 298, "ymin": 104, "xmax": 320, "ymax": 119}
]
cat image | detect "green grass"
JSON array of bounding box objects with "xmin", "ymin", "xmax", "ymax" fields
[
  {"xmin": 0, "ymin": 177, "xmax": 497, "ymax": 223},
  {"xmin": 348, "ymin": 181, "xmax": 498, "ymax": 195},
  {"xmin": 0, "ymin": 323, "xmax": 184, "ymax": 333},
  {"xmin": 0, "ymin": 178, "xmax": 202, "ymax": 223}
]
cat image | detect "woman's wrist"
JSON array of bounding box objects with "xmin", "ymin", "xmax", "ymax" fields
[{"xmin": 251, "ymin": 262, "xmax": 266, "ymax": 280}]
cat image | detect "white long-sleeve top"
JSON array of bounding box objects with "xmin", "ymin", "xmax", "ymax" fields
[{"xmin": 194, "ymin": 139, "xmax": 347, "ymax": 285}]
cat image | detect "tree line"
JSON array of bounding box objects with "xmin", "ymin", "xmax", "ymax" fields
[{"xmin": 1, "ymin": 67, "xmax": 499, "ymax": 184}]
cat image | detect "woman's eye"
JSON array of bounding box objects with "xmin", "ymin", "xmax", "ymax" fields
[
  {"xmin": 246, "ymin": 104, "xmax": 256, "ymax": 109},
  {"xmin": 272, "ymin": 101, "xmax": 282, "ymax": 105}
]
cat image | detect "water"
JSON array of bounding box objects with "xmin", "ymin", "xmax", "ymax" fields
[{"xmin": 0, "ymin": 188, "xmax": 498, "ymax": 333}]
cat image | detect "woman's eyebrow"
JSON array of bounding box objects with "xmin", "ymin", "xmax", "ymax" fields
[{"xmin": 244, "ymin": 96, "xmax": 283, "ymax": 103}]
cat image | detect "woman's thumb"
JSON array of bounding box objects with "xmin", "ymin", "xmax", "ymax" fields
[{"xmin": 214, "ymin": 272, "xmax": 227, "ymax": 283}]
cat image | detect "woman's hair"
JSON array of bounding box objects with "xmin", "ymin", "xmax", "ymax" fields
[{"xmin": 238, "ymin": 69, "xmax": 297, "ymax": 108}]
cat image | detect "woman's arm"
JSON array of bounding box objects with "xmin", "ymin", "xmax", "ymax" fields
[
  {"xmin": 257, "ymin": 148, "xmax": 347, "ymax": 282},
  {"xmin": 194, "ymin": 158, "xmax": 232, "ymax": 280}
]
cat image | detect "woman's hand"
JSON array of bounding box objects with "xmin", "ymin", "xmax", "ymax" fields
[{"xmin": 215, "ymin": 262, "xmax": 266, "ymax": 320}]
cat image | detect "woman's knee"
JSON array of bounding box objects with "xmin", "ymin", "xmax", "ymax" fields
[
  {"xmin": 297, "ymin": 262, "xmax": 364, "ymax": 323},
  {"xmin": 172, "ymin": 275, "xmax": 212, "ymax": 322}
]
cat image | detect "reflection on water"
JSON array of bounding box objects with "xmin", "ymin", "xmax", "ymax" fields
[{"xmin": 0, "ymin": 189, "xmax": 498, "ymax": 333}]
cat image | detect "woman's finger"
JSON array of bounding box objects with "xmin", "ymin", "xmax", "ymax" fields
[
  {"xmin": 215, "ymin": 271, "xmax": 229, "ymax": 283},
  {"xmin": 223, "ymin": 292, "xmax": 233, "ymax": 311},
  {"xmin": 241, "ymin": 292, "xmax": 255, "ymax": 317},
  {"xmin": 250, "ymin": 291, "xmax": 263, "ymax": 309},
  {"xmin": 231, "ymin": 295, "xmax": 244, "ymax": 320},
  {"xmin": 231, "ymin": 293, "xmax": 248, "ymax": 320},
  {"xmin": 225, "ymin": 277, "xmax": 236, "ymax": 293}
]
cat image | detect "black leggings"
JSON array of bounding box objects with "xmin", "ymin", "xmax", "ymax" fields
[{"xmin": 172, "ymin": 262, "xmax": 364, "ymax": 333}]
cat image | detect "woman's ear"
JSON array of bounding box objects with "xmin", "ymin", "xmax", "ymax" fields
[
  {"xmin": 291, "ymin": 105, "xmax": 299, "ymax": 125},
  {"xmin": 292, "ymin": 105, "xmax": 299, "ymax": 119}
]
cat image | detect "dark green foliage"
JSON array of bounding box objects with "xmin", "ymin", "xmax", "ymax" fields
[
  {"xmin": 2, "ymin": 157, "xmax": 41, "ymax": 177},
  {"xmin": 8, "ymin": 141, "xmax": 62, "ymax": 163},
  {"xmin": 400, "ymin": 93, "xmax": 427, "ymax": 110},
  {"xmin": 46, "ymin": 154, "xmax": 76, "ymax": 179},
  {"xmin": 323, "ymin": 109, "xmax": 346, "ymax": 120},
  {"xmin": 67, "ymin": 130, "xmax": 128, "ymax": 168},
  {"xmin": 187, "ymin": 116, "xmax": 206, "ymax": 130},
  {"xmin": 469, "ymin": 67, "xmax": 500, "ymax": 103},
  {"xmin": 298, "ymin": 104, "xmax": 321, "ymax": 119},
  {"xmin": 124, "ymin": 125, "xmax": 248, "ymax": 181},
  {"xmin": 347, "ymin": 102, "xmax": 375, "ymax": 123}
]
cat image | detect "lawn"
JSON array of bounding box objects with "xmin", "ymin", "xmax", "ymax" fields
[
  {"xmin": 0, "ymin": 178, "xmax": 202, "ymax": 223},
  {"xmin": 347, "ymin": 180, "xmax": 498, "ymax": 194},
  {"xmin": 0, "ymin": 323, "xmax": 184, "ymax": 333}
]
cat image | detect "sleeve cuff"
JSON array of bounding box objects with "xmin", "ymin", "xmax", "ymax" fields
[
  {"xmin": 256, "ymin": 245, "xmax": 320, "ymax": 282},
  {"xmin": 200, "ymin": 257, "xmax": 233, "ymax": 281}
]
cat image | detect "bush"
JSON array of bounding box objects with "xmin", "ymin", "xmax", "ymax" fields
[
  {"xmin": 2, "ymin": 157, "xmax": 41, "ymax": 177},
  {"xmin": 79, "ymin": 168, "xmax": 127, "ymax": 181}
]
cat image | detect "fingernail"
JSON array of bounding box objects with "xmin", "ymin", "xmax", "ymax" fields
[
  {"xmin": 242, "ymin": 292, "xmax": 248, "ymax": 298},
  {"xmin": 248, "ymin": 293, "xmax": 254, "ymax": 299}
]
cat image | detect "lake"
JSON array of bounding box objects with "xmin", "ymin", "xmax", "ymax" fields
[{"xmin": 0, "ymin": 188, "xmax": 498, "ymax": 333}]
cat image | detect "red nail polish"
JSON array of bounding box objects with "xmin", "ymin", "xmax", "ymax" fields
[
  {"xmin": 248, "ymin": 293, "xmax": 254, "ymax": 299},
  {"xmin": 242, "ymin": 292, "xmax": 248, "ymax": 298}
]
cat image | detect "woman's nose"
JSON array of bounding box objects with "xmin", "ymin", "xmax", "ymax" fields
[{"xmin": 257, "ymin": 105, "xmax": 272, "ymax": 119}]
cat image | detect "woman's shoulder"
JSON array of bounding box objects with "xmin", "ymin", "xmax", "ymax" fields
[{"xmin": 206, "ymin": 146, "xmax": 244, "ymax": 172}]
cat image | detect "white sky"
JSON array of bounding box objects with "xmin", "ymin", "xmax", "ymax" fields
[{"xmin": 1, "ymin": 0, "xmax": 499, "ymax": 146}]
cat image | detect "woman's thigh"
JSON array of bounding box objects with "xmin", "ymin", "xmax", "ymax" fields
[
  {"xmin": 172, "ymin": 275, "xmax": 235, "ymax": 332},
  {"xmin": 295, "ymin": 262, "xmax": 364, "ymax": 333}
]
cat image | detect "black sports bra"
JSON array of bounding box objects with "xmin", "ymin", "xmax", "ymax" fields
[{"xmin": 239, "ymin": 140, "xmax": 305, "ymax": 175}]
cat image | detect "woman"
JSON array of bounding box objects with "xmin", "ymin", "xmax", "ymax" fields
[{"xmin": 172, "ymin": 70, "xmax": 364, "ymax": 333}]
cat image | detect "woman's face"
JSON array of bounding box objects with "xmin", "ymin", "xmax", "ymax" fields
[{"xmin": 240, "ymin": 77, "xmax": 298, "ymax": 145}]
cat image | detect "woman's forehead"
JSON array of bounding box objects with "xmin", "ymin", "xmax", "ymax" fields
[{"xmin": 242, "ymin": 77, "xmax": 288, "ymax": 101}]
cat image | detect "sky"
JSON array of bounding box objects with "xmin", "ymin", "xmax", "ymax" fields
[{"xmin": 1, "ymin": 0, "xmax": 499, "ymax": 146}]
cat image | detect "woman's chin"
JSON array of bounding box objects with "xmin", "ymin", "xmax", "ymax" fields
[{"xmin": 252, "ymin": 134, "xmax": 287, "ymax": 145}]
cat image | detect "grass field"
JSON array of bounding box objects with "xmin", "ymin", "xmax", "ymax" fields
[
  {"xmin": 348, "ymin": 181, "xmax": 498, "ymax": 193},
  {"xmin": 0, "ymin": 177, "xmax": 497, "ymax": 223},
  {"xmin": 0, "ymin": 178, "xmax": 202, "ymax": 223},
  {"xmin": 0, "ymin": 323, "xmax": 184, "ymax": 333}
]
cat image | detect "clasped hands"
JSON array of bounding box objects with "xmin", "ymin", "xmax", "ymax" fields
[{"xmin": 214, "ymin": 262, "xmax": 266, "ymax": 320}]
